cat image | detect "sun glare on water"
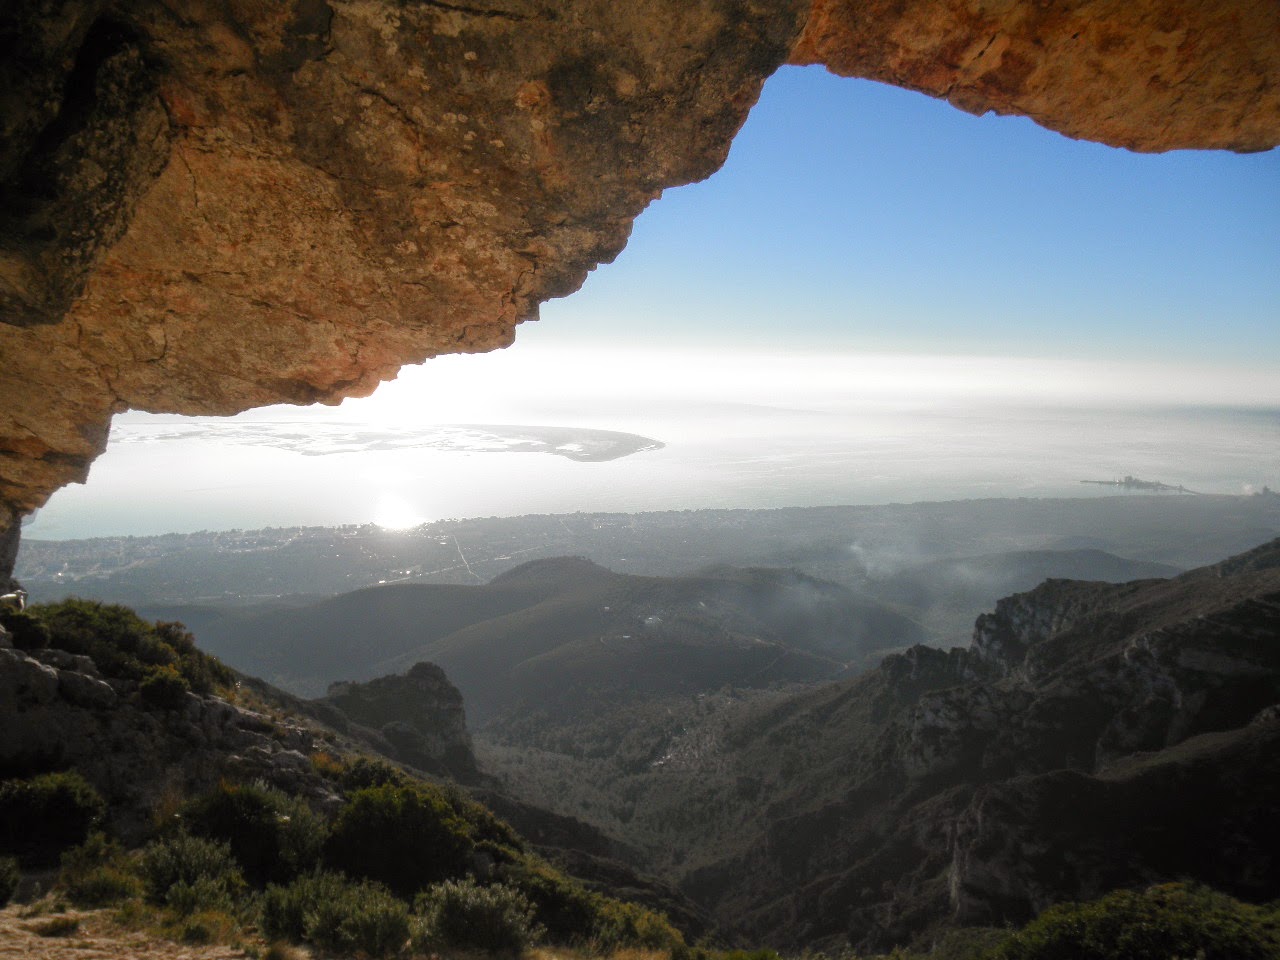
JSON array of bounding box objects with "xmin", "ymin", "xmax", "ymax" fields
[{"xmin": 373, "ymin": 494, "xmax": 428, "ymax": 530}]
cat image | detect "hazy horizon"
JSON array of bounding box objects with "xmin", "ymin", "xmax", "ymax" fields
[
  {"xmin": 22, "ymin": 67, "xmax": 1277, "ymax": 540},
  {"xmin": 24, "ymin": 350, "xmax": 1279, "ymax": 539}
]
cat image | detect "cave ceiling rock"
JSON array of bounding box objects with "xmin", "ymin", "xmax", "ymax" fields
[{"xmin": 0, "ymin": 0, "xmax": 1277, "ymax": 571}]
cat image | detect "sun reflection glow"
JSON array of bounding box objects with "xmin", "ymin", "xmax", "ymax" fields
[{"xmin": 372, "ymin": 494, "xmax": 427, "ymax": 530}]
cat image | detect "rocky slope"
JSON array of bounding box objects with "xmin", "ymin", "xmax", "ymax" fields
[
  {"xmin": 0, "ymin": 634, "xmax": 337, "ymax": 842},
  {"xmin": 3, "ymin": 1, "xmax": 1279, "ymax": 561},
  {"xmin": 0, "ymin": 609, "xmax": 706, "ymax": 940},
  {"xmin": 488, "ymin": 537, "xmax": 1280, "ymax": 951}
]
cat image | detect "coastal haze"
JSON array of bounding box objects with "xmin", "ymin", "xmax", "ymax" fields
[{"xmin": 22, "ymin": 348, "xmax": 1280, "ymax": 541}]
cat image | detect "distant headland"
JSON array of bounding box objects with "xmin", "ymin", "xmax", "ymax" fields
[{"xmin": 1080, "ymin": 475, "xmax": 1198, "ymax": 494}]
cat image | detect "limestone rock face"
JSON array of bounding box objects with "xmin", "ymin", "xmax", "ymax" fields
[
  {"xmin": 790, "ymin": 0, "xmax": 1280, "ymax": 152},
  {"xmin": 1, "ymin": 0, "xmax": 1278, "ymax": 560},
  {"xmin": 321, "ymin": 661, "xmax": 479, "ymax": 781},
  {"xmin": 0, "ymin": 642, "xmax": 337, "ymax": 839}
]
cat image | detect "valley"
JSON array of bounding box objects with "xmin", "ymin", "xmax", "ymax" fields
[{"xmin": 6, "ymin": 495, "xmax": 1280, "ymax": 956}]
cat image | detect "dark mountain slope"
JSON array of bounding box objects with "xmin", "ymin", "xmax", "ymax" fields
[
  {"xmin": 540, "ymin": 538, "xmax": 1280, "ymax": 952},
  {"xmin": 169, "ymin": 558, "xmax": 927, "ymax": 721},
  {"xmin": 146, "ymin": 564, "xmax": 604, "ymax": 696}
]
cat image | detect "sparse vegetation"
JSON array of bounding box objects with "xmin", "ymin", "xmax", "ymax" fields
[
  {"xmin": 59, "ymin": 833, "xmax": 144, "ymax": 906},
  {"xmin": 0, "ymin": 771, "xmax": 105, "ymax": 866},
  {"xmin": 27, "ymin": 598, "xmax": 233, "ymax": 694},
  {"xmin": 32, "ymin": 915, "xmax": 81, "ymax": 937}
]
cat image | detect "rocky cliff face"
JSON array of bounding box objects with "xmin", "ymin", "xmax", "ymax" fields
[
  {"xmin": 319, "ymin": 661, "xmax": 479, "ymax": 782},
  {"xmin": 2, "ymin": 0, "xmax": 1279, "ymax": 566},
  {"xmin": 0, "ymin": 633, "xmax": 337, "ymax": 840},
  {"xmin": 674, "ymin": 538, "xmax": 1280, "ymax": 950}
]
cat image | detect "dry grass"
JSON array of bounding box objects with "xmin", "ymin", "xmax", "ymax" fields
[{"xmin": 0, "ymin": 902, "xmax": 263, "ymax": 960}]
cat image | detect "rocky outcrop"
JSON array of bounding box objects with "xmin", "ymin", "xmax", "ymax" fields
[
  {"xmin": 319, "ymin": 661, "xmax": 479, "ymax": 782},
  {"xmin": 791, "ymin": 0, "xmax": 1280, "ymax": 152},
  {"xmin": 0, "ymin": 639, "xmax": 338, "ymax": 840},
  {"xmin": 676, "ymin": 537, "xmax": 1280, "ymax": 951},
  {"xmin": 2, "ymin": 1, "xmax": 1279, "ymax": 566}
]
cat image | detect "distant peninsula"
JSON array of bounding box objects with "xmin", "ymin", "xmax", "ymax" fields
[
  {"xmin": 1080, "ymin": 475, "xmax": 1198, "ymax": 494},
  {"xmin": 113, "ymin": 421, "xmax": 664, "ymax": 463}
]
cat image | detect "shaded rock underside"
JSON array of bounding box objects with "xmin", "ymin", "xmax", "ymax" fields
[{"xmin": 1, "ymin": 0, "xmax": 1278, "ymax": 563}]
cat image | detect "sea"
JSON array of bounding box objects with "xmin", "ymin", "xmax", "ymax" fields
[{"xmin": 23, "ymin": 394, "xmax": 1279, "ymax": 541}]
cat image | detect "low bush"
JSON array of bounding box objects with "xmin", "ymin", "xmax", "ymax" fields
[
  {"xmin": 33, "ymin": 916, "xmax": 81, "ymax": 938},
  {"xmin": 168, "ymin": 907, "xmax": 239, "ymax": 945},
  {"xmin": 165, "ymin": 876, "xmax": 237, "ymax": 917},
  {"xmin": 325, "ymin": 783, "xmax": 474, "ymax": 898},
  {"xmin": 28, "ymin": 599, "xmax": 233, "ymax": 694},
  {"xmin": 0, "ymin": 855, "xmax": 18, "ymax": 906},
  {"xmin": 59, "ymin": 833, "xmax": 144, "ymax": 907},
  {"xmin": 413, "ymin": 877, "xmax": 541, "ymax": 954},
  {"xmin": 260, "ymin": 872, "xmax": 354, "ymax": 942},
  {"xmin": 0, "ymin": 771, "xmax": 105, "ymax": 866},
  {"xmin": 261, "ymin": 871, "xmax": 410, "ymax": 956},
  {"xmin": 138, "ymin": 833, "xmax": 244, "ymax": 907},
  {"xmin": 591, "ymin": 895, "xmax": 685, "ymax": 952},
  {"xmin": 332, "ymin": 755, "xmax": 410, "ymax": 790},
  {"xmin": 139, "ymin": 664, "xmax": 191, "ymax": 710},
  {"xmin": 983, "ymin": 883, "xmax": 1280, "ymax": 960},
  {"xmin": 306, "ymin": 881, "xmax": 410, "ymax": 957},
  {"xmin": 0, "ymin": 611, "xmax": 51, "ymax": 650},
  {"xmin": 181, "ymin": 781, "xmax": 325, "ymax": 885}
]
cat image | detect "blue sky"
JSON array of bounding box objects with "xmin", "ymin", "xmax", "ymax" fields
[
  {"xmin": 30, "ymin": 66, "xmax": 1280, "ymax": 537},
  {"xmin": 528, "ymin": 65, "xmax": 1279, "ymax": 366}
]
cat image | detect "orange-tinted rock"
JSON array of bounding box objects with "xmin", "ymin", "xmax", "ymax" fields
[
  {"xmin": 791, "ymin": 0, "xmax": 1280, "ymax": 152},
  {"xmin": 1, "ymin": 0, "xmax": 1278, "ymax": 567}
]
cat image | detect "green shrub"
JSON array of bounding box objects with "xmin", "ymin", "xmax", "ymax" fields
[
  {"xmin": 590, "ymin": 895, "xmax": 685, "ymax": 951},
  {"xmin": 59, "ymin": 833, "xmax": 144, "ymax": 906},
  {"xmin": 0, "ymin": 855, "xmax": 18, "ymax": 906},
  {"xmin": 138, "ymin": 664, "xmax": 191, "ymax": 710},
  {"xmin": 334, "ymin": 755, "xmax": 410, "ymax": 790},
  {"xmin": 0, "ymin": 771, "xmax": 105, "ymax": 866},
  {"xmin": 260, "ymin": 871, "xmax": 354, "ymax": 942},
  {"xmin": 303, "ymin": 877, "xmax": 410, "ymax": 957},
  {"xmin": 0, "ymin": 611, "xmax": 50, "ymax": 650},
  {"xmin": 28, "ymin": 599, "xmax": 233, "ymax": 693},
  {"xmin": 499, "ymin": 858, "xmax": 599, "ymax": 943},
  {"xmin": 325, "ymin": 783, "xmax": 473, "ymax": 898},
  {"xmin": 165, "ymin": 876, "xmax": 237, "ymax": 917},
  {"xmin": 138, "ymin": 832, "xmax": 243, "ymax": 906},
  {"xmin": 280, "ymin": 875, "xmax": 409, "ymax": 957},
  {"xmin": 413, "ymin": 877, "xmax": 541, "ymax": 954},
  {"xmin": 261, "ymin": 871, "xmax": 411, "ymax": 956},
  {"xmin": 181, "ymin": 781, "xmax": 325, "ymax": 885},
  {"xmin": 984, "ymin": 883, "xmax": 1280, "ymax": 960}
]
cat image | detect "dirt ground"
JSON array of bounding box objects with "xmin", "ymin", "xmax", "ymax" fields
[{"xmin": 0, "ymin": 904, "xmax": 256, "ymax": 960}]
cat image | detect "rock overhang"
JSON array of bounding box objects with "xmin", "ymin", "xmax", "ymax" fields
[{"xmin": 1, "ymin": 0, "xmax": 1277, "ymax": 574}]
